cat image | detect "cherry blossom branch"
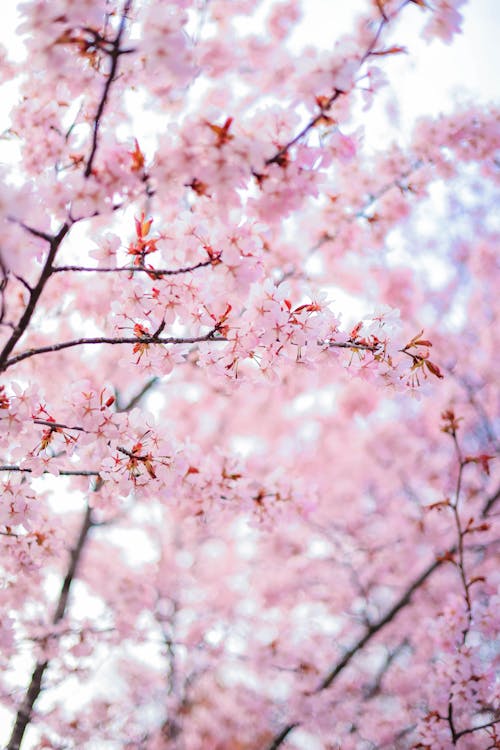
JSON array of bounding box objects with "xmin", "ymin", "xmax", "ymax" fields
[
  {"xmin": 315, "ymin": 556, "xmax": 443, "ymax": 694},
  {"xmin": 52, "ymin": 258, "xmax": 217, "ymax": 277},
  {"xmin": 0, "ymin": 223, "xmax": 70, "ymax": 373},
  {"xmin": 5, "ymin": 377, "xmax": 157, "ymax": 750},
  {"xmin": 355, "ymin": 161, "xmax": 425, "ymax": 220},
  {"xmin": 264, "ymin": 89, "xmax": 344, "ymax": 167},
  {"xmin": 267, "ymin": 450, "xmax": 500, "ymax": 750},
  {"xmin": 264, "ymin": 555, "xmax": 445, "ymax": 750},
  {"xmin": 435, "ymin": 410, "xmax": 498, "ymax": 743},
  {"xmin": 84, "ymin": 0, "xmax": 133, "ymax": 178},
  {"xmin": 6, "ymin": 505, "xmax": 93, "ymax": 750},
  {"xmin": 269, "ymin": 532, "xmax": 496, "ymax": 747},
  {"xmin": 444, "ymin": 706, "xmax": 500, "ymax": 745},
  {"xmin": 3, "ymin": 329, "xmax": 226, "ymax": 370},
  {"xmin": 266, "ymin": 438, "xmax": 499, "ymax": 749},
  {"xmin": 264, "ymin": 3, "xmax": 405, "ymax": 168}
]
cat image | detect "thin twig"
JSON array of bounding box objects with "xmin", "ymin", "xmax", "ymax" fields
[
  {"xmin": 33, "ymin": 419, "xmax": 86, "ymax": 432},
  {"xmin": 455, "ymin": 718, "xmax": 500, "ymax": 741}
]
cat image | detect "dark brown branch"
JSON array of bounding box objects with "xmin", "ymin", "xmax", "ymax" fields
[
  {"xmin": 52, "ymin": 258, "xmax": 217, "ymax": 277},
  {"xmin": 7, "ymin": 219, "xmax": 52, "ymax": 243},
  {"xmin": 84, "ymin": 0, "xmax": 133, "ymax": 177},
  {"xmin": 6, "ymin": 505, "xmax": 93, "ymax": 750},
  {"xmin": 447, "ymin": 700, "xmax": 458, "ymax": 743},
  {"xmin": 328, "ymin": 340, "xmax": 379, "ymax": 352},
  {"xmin": 3, "ymin": 329, "xmax": 226, "ymax": 370},
  {"xmin": 13, "ymin": 275, "xmax": 33, "ymax": 294},
  {"xmin": 0, "ymin": 224, "xmax": 70, "ymax": 373},
  {"xmin": 265, "ymin": 92, "xmax": 343, "ymax": 167},
  {"xmin": 362, "ymin": 639, "xmax": 409, "ymax": 699}
]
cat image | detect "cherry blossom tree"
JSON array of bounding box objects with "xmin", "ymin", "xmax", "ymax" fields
[{"xmin": 0, "ymin": 1, "xmax": 499, "ymax": 748}]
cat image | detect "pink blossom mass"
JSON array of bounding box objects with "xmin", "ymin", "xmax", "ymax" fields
[{"xmin": 0, "ymin": 1, "xmax": 499, "ymax": 749}]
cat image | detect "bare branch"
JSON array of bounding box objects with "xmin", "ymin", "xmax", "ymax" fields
[
  {"xmin": 33, "ymin": 419, "xmax": 86, "ymax": 432},
  {"xmin": 265, "ymin": 724, "xmax": 300, "ymax": 750},
  {"xmin": 483, "ymin": 484, "xmax": 500, "ymax": 517},
  {"xmin": 7, "ymin": 218, "xmax": 53, "ymax": 242}
]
